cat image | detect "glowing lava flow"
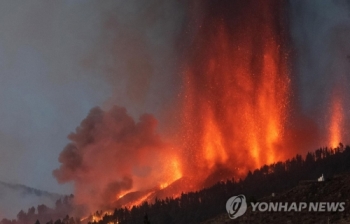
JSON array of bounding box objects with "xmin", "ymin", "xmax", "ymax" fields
[
  {"xmin": 127, "ymin": 191, "xmax": 155, "ymax": 208},
  {"xmin": 181, "ymin": 1, "xmax": 290, "ymax": 179},
  {"xmin": 80, "ymin": 211, "xmax": 113, "ymax": 223}
]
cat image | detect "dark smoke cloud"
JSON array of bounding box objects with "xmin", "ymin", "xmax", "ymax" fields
[
  {"xmin": 102, "ymin": 177, "xmax": 133, "ymax": 202},
  {"xmin": 53, "ymin": 106, "xmax": 178, "ymax": 212}
]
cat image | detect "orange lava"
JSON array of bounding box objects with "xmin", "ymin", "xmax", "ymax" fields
[
  {"xmin": 181, "ymin": 1, "xmax": 290, "ymax": 180},
  {"xmin": 117, "ymin": 191, "xmax": 130, "ymax": 199},
  {"xmin": 158, "ymin": 156, "xmax": 182, "ymax": 188},
  {"xmin": 81, "ymin": 211, "xmax": 113, "ymax": 223},
  {"xmin": 126, "ymin": 191, "xmax": 155, "ymax": 208},
  {"xmin": 329, "ymin": 93, "xmax": 344, "ymax": 148}
]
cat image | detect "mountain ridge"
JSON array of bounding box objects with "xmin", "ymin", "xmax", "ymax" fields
[{"xmin": 0, "ymin": 180, "xmax": 63, "ymax": 220}]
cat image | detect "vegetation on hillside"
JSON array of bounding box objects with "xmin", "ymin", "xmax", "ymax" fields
[{"xmin": 1, "ymin": 144, "xmax": 350, "ymax": 224}]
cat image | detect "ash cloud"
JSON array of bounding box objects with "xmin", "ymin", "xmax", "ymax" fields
[
  {"xmin": 102, "ymin": 177, "xmax": 133, "ymax": 202},
  {"xmin": 53, "ymin": 106, "xmax": 176, "ymax": 212}
]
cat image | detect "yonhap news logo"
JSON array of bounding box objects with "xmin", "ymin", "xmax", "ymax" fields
[
  {"xmin": 226, "ymin": 194, "xmax": 248, "ymax": 219},
  {"xmin": 226, "ymin": 194, "xmax": 346, "ymax": 219}
]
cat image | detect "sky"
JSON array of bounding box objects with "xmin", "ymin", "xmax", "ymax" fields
[
  {"xmin": 0, "ymin": 1, "xmax": 109, "ymax": 194},
  {"xmin": 289, "ymin": 0, "xmax": 350, "ymax": 143},
  {"xmin": 0, "ymin": 0, "xmax": 185, "ymax": 195}
]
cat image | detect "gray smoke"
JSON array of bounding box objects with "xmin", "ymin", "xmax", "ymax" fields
[
  {"xmin": 0, "ymin": 0, "xmax": 186, "ymax": 219},
  {"xmin": 53, "ymin": 106, "xmax": 180, "ymax": 213}
]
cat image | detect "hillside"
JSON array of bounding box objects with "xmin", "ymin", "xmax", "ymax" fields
[
  {"xmin": 84, "ymin": 145, "xmax": 350, "ymax": 224},
  {"xmin": 2, "ymin": 145, "xmax": 350, "ymax": 224},
  {"xmin": 202, "ymin": 173, "xmax": 350, "ymax": 224},
  {"xmin": 0, "ymin": 181, "xmax": 62, "ymax": 220}
]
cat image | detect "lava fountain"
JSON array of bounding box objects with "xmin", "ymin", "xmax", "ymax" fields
[
  {"xmin": 180, "ymin": 0, "xmax": 291, "ymax": 181},
  {"xmin": 328, "ymin": 87, "xmax": 345, "ymax": 148}
]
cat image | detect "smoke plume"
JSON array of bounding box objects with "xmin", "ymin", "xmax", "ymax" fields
[{"xmin": 53, "ymin": 106, "xmax": 182, "ymax": 212}]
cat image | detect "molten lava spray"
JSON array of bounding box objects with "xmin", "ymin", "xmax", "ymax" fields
[
  {"xmin": 329, "ymin": 92, "xmax": 344, "ymax": 148},
  {"xmin": 289, "ymin": 1, "xmax": 350, "ymax": 151},
  {"xmin": 181, "ymin": 0, "xmax": 290, "ymax": 180},
  {"xmin": 328, "ymin": 86, "xmax": 345, "ymax": 148}
]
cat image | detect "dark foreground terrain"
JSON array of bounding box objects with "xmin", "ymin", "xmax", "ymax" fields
[
  {"xmin": 2, "ymin": 145, "xmax": 350, "ymax": 224},
  {"xmin": 203, "ymin": 173, "xmax": 350, "ymax": 224}
]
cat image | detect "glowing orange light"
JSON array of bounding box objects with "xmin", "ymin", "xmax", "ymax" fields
[
  {"xmin": 329, "ymin": 94, "xmax": 344, "ymax": 148},
  {"xmin": 126, "ymin": 191, "xmax": 154, "ymax": 208},
  {"xmin": 181, "ymin": 1, "xmax": 290, "ymax": 181}
]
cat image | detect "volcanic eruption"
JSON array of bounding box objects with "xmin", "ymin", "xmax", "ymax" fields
[
  {"xmin": 51, "ymin": 0, "xmax": 350, "ymax": 220},
  {"xmin": 179, "ymin": 0, "xmax": 291, "ymax": 183}
]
